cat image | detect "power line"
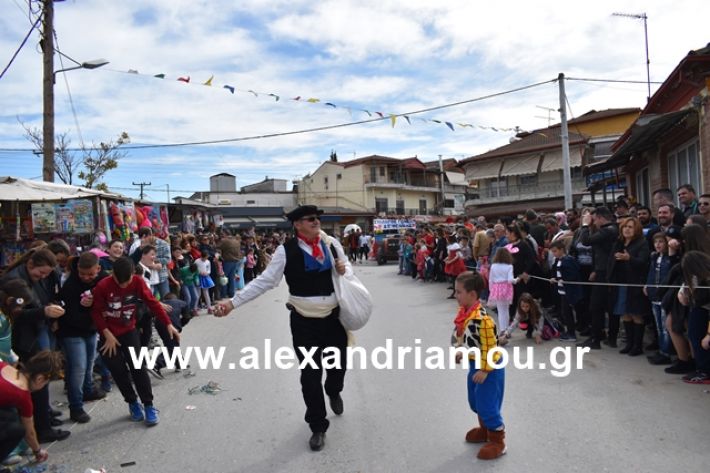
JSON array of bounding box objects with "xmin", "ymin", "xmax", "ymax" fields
[
  {"xmin": 566, "ymin": 77, "xmax": 662, "ymax": 85},
  {"xmin": 0, "ymin": 78, "xmax": 556, "ymax": 152},
  {"xmin": 0, "ymin": 14, "xmax": 41, "ymax": 81},
  {"xmin": 53, "ymin": 29, "xmax": 85, "ymax": 148}
]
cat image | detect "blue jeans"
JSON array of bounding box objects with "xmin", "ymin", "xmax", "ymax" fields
[
  {"xmin": 467, "ymin": 360, "xmax": 505, "ymax": 430},
  {"xmin": 222, "ymin": 261, "xmax": 238, "ymax": 298},
  {"xmin": 61, "ymin": 335, "xmax": 98, "ymax": 411},
  {"xmin": 651, "ymin": 302, "xmax": 671, "ymax": 356},
  {"xmin": 182, "ymin": 283, "xmax": 199, "ymax": 310},
  {"xmin": 155, "ymin": 279, "xmax": 170, "ymax": 299}
]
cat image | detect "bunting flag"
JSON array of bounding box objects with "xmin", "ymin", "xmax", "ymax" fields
[{"xmin": 116, "ymin": 68, "xmax": 519, "ymax": 134}]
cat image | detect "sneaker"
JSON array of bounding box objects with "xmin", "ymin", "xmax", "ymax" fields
[
  {"xmin": 559, "ymin": 333, "xmax": 577, "ymax": 342},
  {"xmin": 1, "ymin": 454, "xmax": 22, "ymax": 466},
  {"xmin": 664, "ymin": 359, "xmax": 695, "ymax": 374},
  {"xmin": 682, "ymin": 371, "xmax": 710, "ymax": 384},
  {"xmin": 70, "ymin": 408, "xmax": 91, "ymax": 424},
  {"xmin": 101, "ymin": 376, "xmax": 113, "ymax": 393},
  {"xmin": 128, "ymin": 401, "xmax": 144, "ymax": 422},
  {"xmin": 37, "ymin": 428, "xmax": 70, "ymax": 443},
  {"xmin": 144, "ymin": 405, "xmax": 159, "ymax": 426},
  {"xmin": 149, "ymin": 367, "xmax": 165, "ymax": 380},
  {"xmin": 83, "ymin": 389, "xmax": 107, "ymax": 402}
]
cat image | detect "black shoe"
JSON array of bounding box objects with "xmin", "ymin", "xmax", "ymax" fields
[
  {"xmin": 603, "ymin": 339, "xmax": 618, "ymax": 348},
  {"xmin": 619, "ymin": 321, "xmax": 634, "ymax": 354},
  {"xmin": 329, "ymin": 394, "xmax": 344, "ymax": 416},
  {"xmin": 628, "ymin": 324, "xmax": 645, "ymax": 356},
  {"xmin": 50, "ymin": 417, "xmax": 64, "ymax": 427},
  {"xmin": 579, "ymin": 328, "xmax": 591, "ymax": 337},
  {"xmin": 70, "ymin": 408, "xmax": 91, "ymax": 423},
  {"xmin": 647, "ymin": 353, "xmax": 672, "ymax": 365},
  {"xmin": 49, "ymin": 408, "xmax": 62, "ymax": 418},
  {"xmin": 664, "ymin": 359, "xmax": 695, "ymax": 374},
  {"xmin": 37, "ymin": 428, "xmax": 71, "ymax": 443},
  {"xmin": 645, "ymin": 341, "xmax": 659, "ymax": 351},
  {"xmin": 309, "ymin": 432, "xmax": 326, "ymax": 451},
  {"xmin": 577, "ymin": 337, "xmax": 601, "ymax": 349},
  {"xmin": 83, "ymin": 389, "xmax": 107, "ymax": 402},
  {"xmin": 149, "ymin": 367, "xmax": 165, "ymax": 380}
]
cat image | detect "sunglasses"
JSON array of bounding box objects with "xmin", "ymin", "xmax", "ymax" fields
[{"xmin": 299, "ymin": 216, "xmax": 320, "ymax": 222}]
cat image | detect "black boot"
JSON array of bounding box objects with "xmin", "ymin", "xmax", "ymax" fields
[
  {"xmin": 628, "ymin": 323, "xmax": 645, "ymax": 356},
  {"xmin": 619, "ymin": 321, "xmax": 634, "ymax": 354}
]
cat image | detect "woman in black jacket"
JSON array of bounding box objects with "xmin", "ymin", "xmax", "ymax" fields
[
  {"xmin": 506, "ymin": 224, "xmax": 539, "ymax": 311},
  {"xmin": 1, "ymin": 248, "xmax": 70, "ymax": 442},
  {"xmin": 608, "ymin": 217, "xmax": 650, "ymax": 355}
]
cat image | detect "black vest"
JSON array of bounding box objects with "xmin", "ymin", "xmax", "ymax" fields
[{"xmin": 283, "ymin": 238, "xmax": 335, "ymax": 297}]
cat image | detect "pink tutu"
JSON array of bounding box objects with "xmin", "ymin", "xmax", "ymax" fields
[{"xmin": 488, "ymin": 282, "xmax": 513, "ymax": 304}]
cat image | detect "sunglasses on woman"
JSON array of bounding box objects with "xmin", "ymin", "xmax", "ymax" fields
[{"xmin": 300, "ymin": 216, "xmax": 320, "ymax": 222}]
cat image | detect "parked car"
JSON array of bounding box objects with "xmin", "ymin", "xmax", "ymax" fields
[{"xmin": 376, "ymin": 233, "xmax": 402, "ymax": 265}]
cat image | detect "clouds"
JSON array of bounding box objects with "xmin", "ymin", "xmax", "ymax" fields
[{"xmin": 1, "ymin": 0, "xmax": 708, "ymax": 199}]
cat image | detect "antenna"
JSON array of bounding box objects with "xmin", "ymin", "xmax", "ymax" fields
[
  {"xmin": 612, "ymin": 12, "xmax": 651, "ymax": 102},
  {"xmin": 534, "ymin": 105, "xmax": 556, "ymax": 126}
]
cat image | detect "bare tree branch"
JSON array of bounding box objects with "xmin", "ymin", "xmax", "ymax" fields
[{"xmin": 19, "ymin": 119, "xmax": 82, "ymax": 185}]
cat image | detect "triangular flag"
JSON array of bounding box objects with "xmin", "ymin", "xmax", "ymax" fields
[
  {"xmin": 306, "ymin": 98, "xmax": 320, "ymax": 103},
  {"xmin": 292, "ymin": 96, "xmax": 301, "ymax": 101},
  {"xmin": 325, "ymin": 103, "xmax": 336, "ymax": 108},
  {"xmin": 363, "ymin": 110, "xmax": 372, "ymax": 116},
  {"xmin": 203, "ymin": 75, "xmax": 214, "ymax": 86},
  {"xmin": 268, "ymin": 94, "xmax": 280, "ymax": 101},
  {"xmin": 390, "ymin": 115, "xmax": 397, "ymax": 128},
  {"xmin": 223, "ymin": 85, "xmax": 235, "ymax": 94},
  {"xmin": 490, "ymin": 127, "xmax": 498, "ymax": 132},
  {"xmin": 154, "ymin": 73, "xmax": 165, "ymax": 79},
  {"xmin": 248, "ymin": 90, "xmax": 258, "ymax": 97},
  {"xmin": 445, "ymin": 122, "xmax": 455, "ymax": 131},
  {"xmin": 375, "ymin": 112, "xmax": 384, "ymax": 118},
  {"xmin": 177, "ymin": 76, "xmax": 190, "ymax": 83},
  {"xmin": 128, "ymin": 69, "xmax": 139, "ymax": 74},
  {"xmin": 404, "ymin": 115, "xmax": 411, "ymax": 125},
  {"xmin": 431, "ymin": 119, "xmax": 441, "ymax": 124}
]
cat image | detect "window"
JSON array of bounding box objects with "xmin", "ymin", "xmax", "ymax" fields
[
  {"xmin": 419, "ymin": 199, "xmax": 427, "ymax": 214},
  {"xmin": 370, "ymin": 167, "xmax": 377, "ymax": 182},
  {"xmin": 488, "ymin": 177, "xmax": 508, "ymax": 198},
  {"xmin": 324, "ymin": 176, "xmax": 328, "ymax": 190},
  {"xmin": 396, "ymin": 200, "xmax": 405, "ymax": 214},
  {"xmin": 444, "ymin": 199, "xmax": 455, "ymax": 208},
  {"xmin": 375, "ymin": 198, "xmax": 388, "ymax": 214},
  {"xmin": 246, "ymin": 200, "xmax": 256, "ymax": 204},
  {"xmin": 519, "ymin": 174, "xmax": 538, "ymax": 187},
  {"xmin": 379, "ymin": 166, "xmax": 385, "ymax": 176},
  {"xmin": 635, "ymin": 167, "xmax": 650, "ymax": 206},
  {"xmin": 667, "ymin": 139, "xmax": 701, "ymax": 201},
  {"xmin": 336, "ymin": 173, "xmax": 342, "ymax": 179}
]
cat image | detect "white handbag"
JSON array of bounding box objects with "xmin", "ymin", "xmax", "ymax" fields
[{"xmin": 325, "ymin": 235, "xmax": 373, "ymax": 331}]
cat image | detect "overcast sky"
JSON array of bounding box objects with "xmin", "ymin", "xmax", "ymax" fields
[{"xmin": 1, "ymin": 0, "xmax": 708, "ymax": 201}]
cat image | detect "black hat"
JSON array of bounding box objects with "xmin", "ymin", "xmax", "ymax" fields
[
  {"xmin": 664, "ymin": 225, "xmax": 682, "ymax": 240},
  {"xmin": 286, "ymin": 205, "xmax": 324, "ymax": 222}
]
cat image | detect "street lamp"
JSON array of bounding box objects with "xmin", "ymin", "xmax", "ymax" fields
[{"xmin": 612, "ymin": 12, "xmax": 651, "ymax": 102}]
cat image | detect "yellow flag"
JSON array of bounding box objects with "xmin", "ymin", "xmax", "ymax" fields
[
  {"xmin": 390, "ymin": 114, "xmax": 397, "ymax": 128},
  {"xmin": 204, "ymin": 76, "xmax": 214, "ymax": 86},
  {"xmin": 306, "ymin": 98, "xmax": 320, "ymax": 103}
]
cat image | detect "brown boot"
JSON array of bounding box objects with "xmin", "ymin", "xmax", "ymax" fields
[
  {"xmin": 477, "ymin": 429, "xmax": 506, "ymax": 460},
  {"xmin": 465, "ymin": 416, "xmax": 488, "ymax": 443}
]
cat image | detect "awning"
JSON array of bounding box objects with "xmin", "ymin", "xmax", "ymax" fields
[
  {"xmin": 445, "ymin": 171, "xmax": 467, "ymax": 185},
  {"xmin": 599, "ymin": 109, "xmax": 693, "ymax": 171},
  {"xmin": 224, "ymin": 217, "xmax": 253, "ymax": 226},
  {"xmin": 250, "ymin": 217, "xmax": 290, "ymax": 228},
  {"xmin": 540, "ymin": 147, "xmax": 583, "ymax": 172},
  {"xmin": 465, "ymin": 159, "xmax": 502, "ymax": 181},
  {"xmin": 0, "ymin": 176, "xmax": 126, "ymax": 201},
  {"xmin": 501, "ymin": 154, "xmax": 541, "ymax": 177}
]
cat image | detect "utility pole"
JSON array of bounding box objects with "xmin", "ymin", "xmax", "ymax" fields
[
  {"xmin": 558, "ymin": 73, "xmax": 573, "ymax": 210},
  {"xmin": 42, "ymin": 0, "xmax": 55, "ymax": 182},
  {"xmin": 438, "ymin": 154, "xmax": 445, "ymax": 214},
  {"xmin": 133, "ymin": 181, "xmax": 151, "ymax": 200}
]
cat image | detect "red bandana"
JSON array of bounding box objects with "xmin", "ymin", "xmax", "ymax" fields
[
  {"xmin": 297, "ymin": 233, "xmax": 324, "ymax": 260},
  {"xmin": 454, "ymin": 302, "xmax": 481, "ymax": 336}
]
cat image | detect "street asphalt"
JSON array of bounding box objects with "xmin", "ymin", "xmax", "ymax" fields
[{"xmin": 33, "ymin": 261, "xmax": 710, "ymax": 473}]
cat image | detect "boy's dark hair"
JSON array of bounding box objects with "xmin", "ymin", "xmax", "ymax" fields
[
  {"xmin": 113, "ymin": 257, "xmax": 135, "ymax": 283},
  {"xmin": 189, "ymin": 262, "xmax": 197, "ymax": 272},
  {"xmin": 652, "ymin": 188, "xmax": 673, "ymax": 200},
  {"xmin": 652, "ymin": 232, "xmax": 668, "ymax": 243},
  {"xmin": 142, "ymin": 244, "xmax": 156, "ymax": 255},
  {"xmin": 138, "ymin": 227, "xmax": 153, "ymax": 238},
  {"xmin": 163, "ymin": 292, "xmax": 178, "ymax": 300},
  {"xmin": 0, "ymin": 278, "xmax": 32, "ymax": 321},
  {"xmin": 200, "ymin": 250, "xmax": 209, "ymax": 258},
  {"xmin": 591, "ymin": 206, "xmax": 613, "ymax": 220},
  {"xmin": 455, "ymin": 271, "xmax": 485, "ymax": 295},
  {"xmin": 77, "ymin": 251, "xmax": 99, "ymax": 269},
  {"xmin": 47, "ymin": 239, "xmax": 71, "ymax": 256},
  {"xmin": 550, "ymin": 240, "xmax": 567, "ymax": 251}
]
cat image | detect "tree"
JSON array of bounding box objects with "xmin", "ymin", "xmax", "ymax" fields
[
  {"xmin": 78, "ymin": 132, "xmax": 130, "ymax": 191},
  {"xmin": 21, "ymin": 122, "xmax": 81, "ymax": 185}
]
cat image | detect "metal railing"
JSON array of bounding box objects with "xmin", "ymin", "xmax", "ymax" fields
[{"xmin": 472, "ymin": 179, "xmax": 587, "ymax": 204}]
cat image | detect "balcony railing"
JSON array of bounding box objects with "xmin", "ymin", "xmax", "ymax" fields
[
  {"xmin": 374, "ymin": 208, "xmax": 439, "ymax": 216},
  {"xmin": 470, "ymin": 179, "xmax": 587, "ymax": 204},
  {"xmin": 364, "ymin": 176, "xmax": 439, "ymax": 189}
]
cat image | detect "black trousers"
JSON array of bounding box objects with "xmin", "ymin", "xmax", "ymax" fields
[
  {"xmin": 590, "ymin": 271, "xmax": 611, "ymax": 340},
  {"xmin": 0, "ymin": 407, "xmax": 24, "ymax": 461},
  {"xmin": 290, "ymin": 308, "xmax": 348, "ymax": 434},
  {"xmin": 100, "ymin": 329, "xmax": 154, "ymax": 406},
  {"xmin": 559, "ymin": 294, "xmax": 575, "ymax": 335}
]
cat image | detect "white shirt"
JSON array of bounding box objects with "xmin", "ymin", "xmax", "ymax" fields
[
  {"xmin": 231, "ymin": 234, "xmax": 352, "ymax": 309},
  {"xmin": 489, "ymin": 263, "xmax": 515, "ymax": 284}
]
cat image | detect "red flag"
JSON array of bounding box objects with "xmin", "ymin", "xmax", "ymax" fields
[{"xmin": 177, "ymin": 76, "xmax": 190, "ymax": 83}]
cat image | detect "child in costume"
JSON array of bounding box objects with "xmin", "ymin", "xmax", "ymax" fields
[
  {"xmin": 452, "ymin": 271, "xmax": 506, "ymax": 460},
  {"xmin": 498, "ymin": 293, "xmax": 544, "ymax": 345}
]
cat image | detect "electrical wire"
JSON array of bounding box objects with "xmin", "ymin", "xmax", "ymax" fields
[
  {"xmin": 0, "ymin": 78, "xmax": 557, "ymax": 152},
  {"xmin": 566, "ymin": 77, "xmax": 663, "ymax": 85},
  {"xmin": 0, "ymin": 14, "xmax": 42, "ymax": 81},
  {"xmin": 53, "ymin": 29, "xmax": 85, "ymax": 148}
]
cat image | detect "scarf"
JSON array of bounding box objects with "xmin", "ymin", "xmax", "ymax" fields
[
  {"xmin": 297, "ymin": 233, "xmax": 324, "ymax": 261},
  {"xmin": 454, "ymin": 302, "xmax": 481, "ymax": 337}
]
